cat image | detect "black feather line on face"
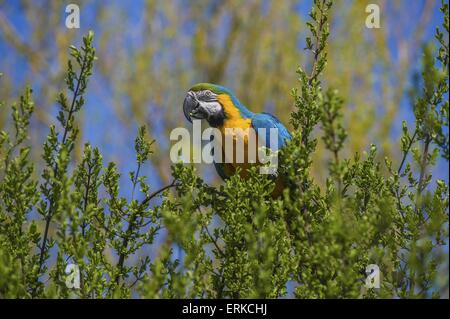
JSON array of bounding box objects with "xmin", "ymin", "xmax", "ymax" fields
[{"xmin": 207, "ymin": 108, "xmax": 225, "ymax": 128}]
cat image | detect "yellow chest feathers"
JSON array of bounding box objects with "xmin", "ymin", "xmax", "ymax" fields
[
  {"xmin": 217, "ymin": 94, "xmax": 252, "ymax": 134},
  {"xmin": 215, "ymin": 94, "xmax": 256, "ymax": 169}
]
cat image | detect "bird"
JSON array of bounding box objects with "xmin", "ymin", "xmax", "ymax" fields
[{"xmin": 183, "ymin": 83, "xmax": 291, "ymax": 196}]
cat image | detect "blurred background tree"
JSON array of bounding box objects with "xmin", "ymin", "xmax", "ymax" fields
[
  {"xmin": 0, "ymin": 0, "xmax": 448, "ymax": 298},
  {"xmin": 1, "ymin": 0, "xmax": 445, "ymax": 184}
]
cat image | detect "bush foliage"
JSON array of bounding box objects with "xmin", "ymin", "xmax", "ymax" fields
[{"xmin": 0, "ymin": 0, "xmax": 448, "ymax": 298}]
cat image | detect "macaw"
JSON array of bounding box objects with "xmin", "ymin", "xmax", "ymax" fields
[{"xmin": 183, "ymin": 83, "xmax": 291, "ymax": 196}]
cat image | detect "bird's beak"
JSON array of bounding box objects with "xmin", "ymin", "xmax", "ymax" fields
[
  {"xmin": 183, "ymin": 91, "xmax": 197, "ymax": 123},
  {"xmin": 183, "ymin": 91, "xmax": 206, "ymax": 123}
]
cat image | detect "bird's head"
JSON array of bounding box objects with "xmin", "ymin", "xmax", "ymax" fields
[{"xmin": 183, "ymin": 83, "xmax": 244, "ymax": 127}]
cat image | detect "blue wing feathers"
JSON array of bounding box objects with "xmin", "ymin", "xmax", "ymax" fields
[
  {"xmin": 251, "ymin": 112, "xmax": 291, "ymax": 150},
  {"xmin": 213, "ymin": 112, "xmax": 291, "ymax": 181}
]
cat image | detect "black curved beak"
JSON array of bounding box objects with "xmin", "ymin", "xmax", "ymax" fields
[{"xmin": 183, "ymin": 91, "xmax": 198, "ymax": 123}]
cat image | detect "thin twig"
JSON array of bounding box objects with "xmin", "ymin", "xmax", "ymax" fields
[
  {"xmin": 114, "ymin": 181, "xmax": 178, "ymax": 285},
  {"xmin": 35, "ymin": 54, "xmax": 88, "ymax": 292},
  {"xmin": 203, "ymin": 225, "xmax": 225, "ymax": 258},
  {"xmin": 139, "ymin": 180, "xmax": 179, "ymax": 209},
  {"xmin": 398, "ymin": 129, "xmax": 418, "ymax": 175}
]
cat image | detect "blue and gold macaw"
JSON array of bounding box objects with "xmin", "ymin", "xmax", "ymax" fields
[{"xmin": 183, "ymin": 83, "xmax": 291, "ymax": 196}]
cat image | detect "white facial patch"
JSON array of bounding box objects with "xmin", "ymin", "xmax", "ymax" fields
[{"xmin": 201, "ymin": 101, "xmax": 222, "ymax": 117}]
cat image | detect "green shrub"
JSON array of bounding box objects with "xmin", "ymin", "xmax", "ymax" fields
[{"xmin": 0, "ymin": 0, "xmax": 448, "ymax": 298}]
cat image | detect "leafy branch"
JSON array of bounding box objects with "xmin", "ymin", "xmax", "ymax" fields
[{"xmin": 34, "ymin": 31, "xmax": 96, "ymax": 295}]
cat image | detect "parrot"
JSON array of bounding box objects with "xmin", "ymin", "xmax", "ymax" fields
[{"xmin": 183, "ymin": 83, "xmax": 291, "ymax": 196}]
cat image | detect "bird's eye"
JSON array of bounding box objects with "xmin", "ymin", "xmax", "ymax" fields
[{"xmin": 205, "ymin": 91, "xmax": 212, "ymax": 97}]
